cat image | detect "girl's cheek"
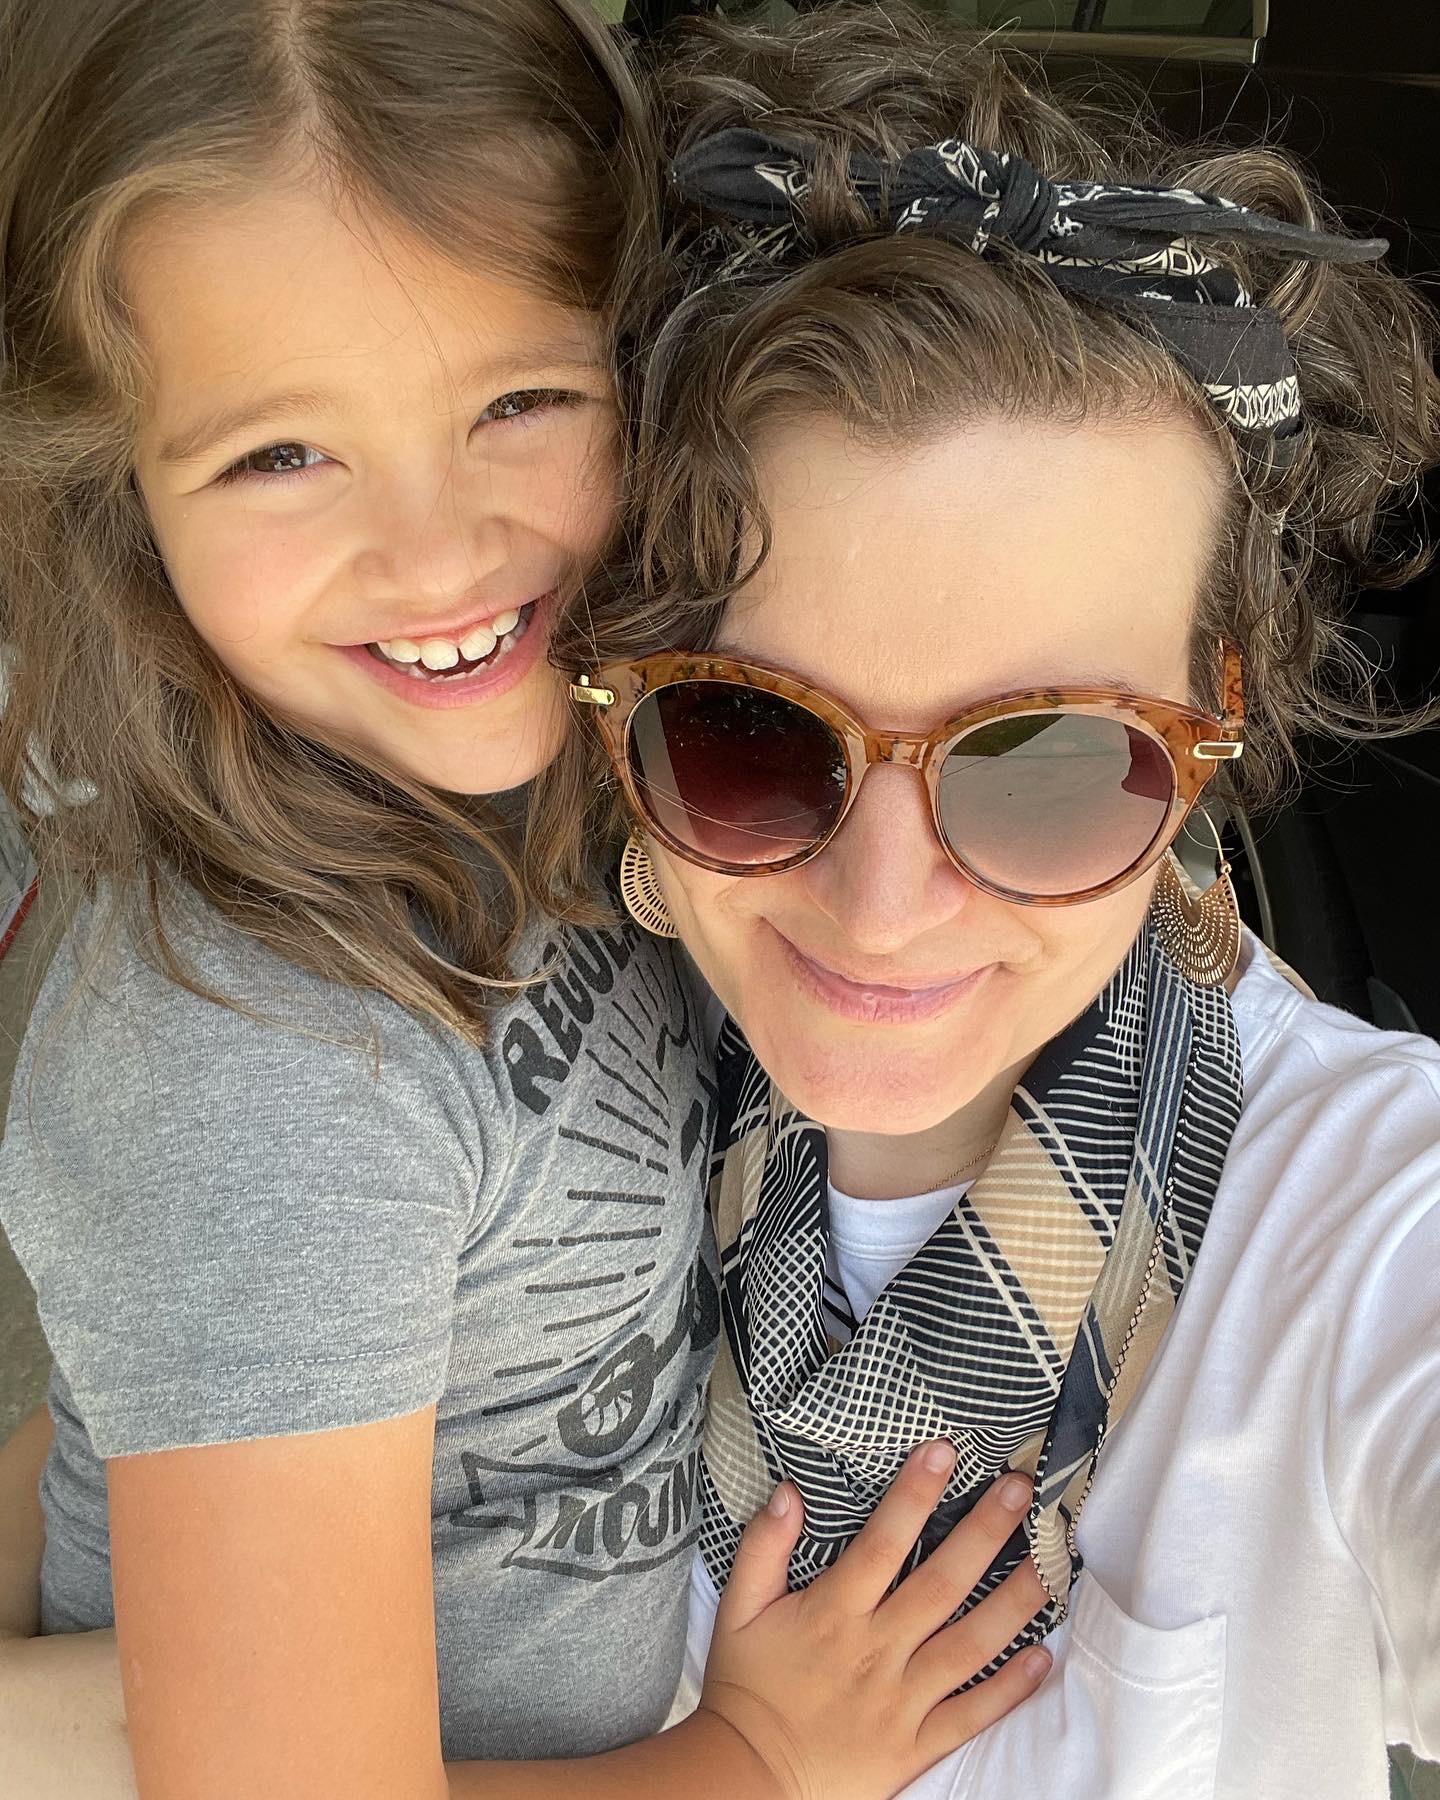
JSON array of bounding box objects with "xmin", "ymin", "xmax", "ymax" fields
[
  {"xmin": 547, "ymin": 418, "xmax": 621, "ymax": 552},
  {"xmin": 166, "ymin": 519, "xmax": 327, "ymax": 658}
]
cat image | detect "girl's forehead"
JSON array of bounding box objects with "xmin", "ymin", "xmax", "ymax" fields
[{"xmin": 124, "ymin": 177, "xmax": 603, "ymax": 435}]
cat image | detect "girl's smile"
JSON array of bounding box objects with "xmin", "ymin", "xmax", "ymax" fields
[
  {"xmin": 335, "ymin": 593, "xmax": 551, "ymax": 711},
  {"xmin": 130, "ymin": 171, "xmax": 616, "ymax": 793}
]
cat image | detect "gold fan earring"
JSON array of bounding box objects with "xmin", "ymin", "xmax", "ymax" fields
[
  {"xmin": 619, "ymin": 834, "xmax": 678, "ymax": 939},
  {"xmin": 1150, "ymin": 807, "xmax": 1242, "ymax": 987}
]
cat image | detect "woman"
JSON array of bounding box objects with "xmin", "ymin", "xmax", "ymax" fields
[{"xmin": 562, "ymin": 8, "xmax": 1440, "ymax": 1796}]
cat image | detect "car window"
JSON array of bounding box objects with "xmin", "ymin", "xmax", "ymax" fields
[{"xmin": 953, "ymin": 0, "xmax": 1254, "ymax": 31}]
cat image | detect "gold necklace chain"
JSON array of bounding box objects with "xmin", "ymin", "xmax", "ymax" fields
[{"xmin": 916, "ymin": 1128, "xmax": 1005, "ymax": 1195}]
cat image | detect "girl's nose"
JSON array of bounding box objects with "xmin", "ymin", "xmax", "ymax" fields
[
  {"xmin": 355, "ymin": 464, "xmax": 510, "ymax": 614},
  {"xmin": 797, "ymin": 762, "xmax": 974, "ymax": 954}
]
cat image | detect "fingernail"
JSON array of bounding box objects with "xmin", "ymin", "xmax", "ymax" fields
[
  {"xmin": 768, "ymin": 1483, "xmax": 792, "ymax": 1517},
  {"xmin": 922, "ymin": 1439, "xmax": 957, "ymax": 1475},
  {"xmin": 998, "ymin": 1474, "xmax": 1031, "ymax": 1511},
  {"xmin": 1022, "ymin": 1647, "xmax": 1052, "ymax": 1679}
]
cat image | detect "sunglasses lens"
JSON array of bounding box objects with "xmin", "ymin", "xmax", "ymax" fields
[
  {"xmin": 627, "ymin": 681, "xmax": 848, "ymax": 868},
  {"xmin": 938, "ymin": 713, "xmax": 1175, "ymax": 897}
]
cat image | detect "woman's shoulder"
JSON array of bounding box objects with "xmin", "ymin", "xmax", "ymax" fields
[
  {"xmin": 1223, "ymin": 930, "xmax": 1440, "ymax": 1247},
  {"xmin": 1233, "ymin": 931, "xmax": 1440, "ymax": 1115}
]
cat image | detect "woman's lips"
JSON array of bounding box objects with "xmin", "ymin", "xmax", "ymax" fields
[
  {"xmin": 770, "ymin": 924, "xmax": 994, "ymax": 1024},
  {"xmin": 336, "ymin": 594, "xmax": 552, "ymax": 711}
]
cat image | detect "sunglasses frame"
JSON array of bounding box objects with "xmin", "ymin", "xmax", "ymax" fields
[{"xmin": 572, "ymin": 641, "xmax": 1245, "ymax": 905}]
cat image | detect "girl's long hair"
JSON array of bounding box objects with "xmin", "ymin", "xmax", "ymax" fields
[{"xmin": 0, "ymin": 0, "xmax": 649, "ymax": 1040}]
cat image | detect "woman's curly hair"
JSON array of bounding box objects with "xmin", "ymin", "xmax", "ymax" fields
[{"xmin": 559, "ymin": 3, "xmax": 1440, "ymax": 816}]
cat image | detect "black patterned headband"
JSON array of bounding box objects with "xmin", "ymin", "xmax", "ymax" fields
[{"xmin": 669, "ymin": 126, "xmax": 1389, "ymax": 467}]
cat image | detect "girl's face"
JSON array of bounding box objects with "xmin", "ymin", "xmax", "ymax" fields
[
  {"xmin": 130, "ymin": 172, "xmax": 616, "ymax": 794},
  {"xmin": 650, "ymin": 412, "xmax": 1224, "ymax": 1137}
]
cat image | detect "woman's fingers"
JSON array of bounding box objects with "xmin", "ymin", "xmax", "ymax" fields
[
  {"xmin": 809, "ymin": 1439, "xmax": 958, "ymax": 1616},
  {"xmin": 879, "ymin": 1471, "xmax": 1033, "ymax": 1642},
  {"xmin": 916, "ymin": 1639, "xmax": 1053, "ymax": 1764},
  {"xmin": 905, "ymin": 1556, "xmax": 1053, "ymax": 1701},
  {"xmin": 714, "ymin": 1481, "xmax": 806, "ymax": 1632}
]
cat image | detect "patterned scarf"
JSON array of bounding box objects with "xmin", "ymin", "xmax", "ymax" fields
[{"xmin": 698, "ymin": 924, "xmax": 1242, "ymax": 1647}]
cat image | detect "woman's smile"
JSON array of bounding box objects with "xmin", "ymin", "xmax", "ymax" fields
[{"xmin": 767, "ymin": 922, "xmax": 997, "ymax": 1025}]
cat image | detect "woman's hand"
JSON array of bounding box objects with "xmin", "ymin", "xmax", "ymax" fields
[{"xmin": 699, "ymin": 1444, "xmax": 1050, "ymax": 1800}]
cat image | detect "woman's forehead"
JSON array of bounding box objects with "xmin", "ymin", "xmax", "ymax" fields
[{"xmin": 721, "ymin": 413, "xmax": 1215, "ymax": 715}]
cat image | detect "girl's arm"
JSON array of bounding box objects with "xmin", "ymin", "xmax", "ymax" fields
[
  {"xmin": 0, "ymin": 1408, "xmax": 135, "ymax": 1800},
  {"xmin": 108, "ymin": 1408, "xmax": 1045, "ymax": 1800},
  {"xmin": 0, "ymin": 1407, "xmax": 49, "ymax": 1639}
]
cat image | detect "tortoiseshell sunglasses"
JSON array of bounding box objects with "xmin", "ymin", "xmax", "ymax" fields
[{"xmin": 571, "ymin": 642, "xmax": 1244, "ymax": 905}]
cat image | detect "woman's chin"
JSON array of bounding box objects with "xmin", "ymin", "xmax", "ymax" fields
[{"xmin": 744, "ymin": 1021, "xmax": 995, "ymax": 1136}]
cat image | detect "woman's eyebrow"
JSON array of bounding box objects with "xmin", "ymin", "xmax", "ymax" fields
[{"xmin": 704, "ymin": 645, "xmax": 1154, "ymax": 697}]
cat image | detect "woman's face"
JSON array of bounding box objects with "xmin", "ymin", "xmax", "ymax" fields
[{"xmin": 649, "ymin": 412, "xmax": 1224, "ymax": 1135}]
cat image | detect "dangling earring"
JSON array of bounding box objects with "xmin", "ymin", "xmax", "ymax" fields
[
  {"xmin": 619, "ymin": 833, "xmax": 678, "ymax": 939},
  {"xmin": 1150, "ymin": 808, "xmax": 1242, "ymax": 987}
]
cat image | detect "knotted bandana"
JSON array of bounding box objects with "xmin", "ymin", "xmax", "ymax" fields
[
  {"xmin": 670, "ymin": 126, "xmax": 1388, "ymax": 466},
  {"xmin": 698, "ymin": 925, "xmax": 1243, "ymax": 1658}
]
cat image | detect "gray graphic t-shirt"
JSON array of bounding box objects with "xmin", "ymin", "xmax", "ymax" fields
[{"xmin": 0, "ymin": 895, "xmax": 718, "ymax": 1759}]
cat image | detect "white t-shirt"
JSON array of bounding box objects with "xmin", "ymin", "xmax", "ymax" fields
[{"xmin": 681, "ymin": 935, "xmax": 1440, "ymax": 1798}]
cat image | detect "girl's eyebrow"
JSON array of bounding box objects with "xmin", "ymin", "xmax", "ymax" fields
[
  {"xmin": 158, "ymin": 350, "xmax": 606, "ymax": 468},
  {"xmin": 159, "ymin": 390, "xmax": 332, "ymax": 467}
]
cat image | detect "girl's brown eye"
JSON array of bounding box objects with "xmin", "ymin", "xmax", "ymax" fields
[
  {"xmin": 220, "ymin": 442, "xmax": 328, "ymax": 483},
  {"xmin": 478, "ymin": 389, "xmax": 582, "ymax": 425}
]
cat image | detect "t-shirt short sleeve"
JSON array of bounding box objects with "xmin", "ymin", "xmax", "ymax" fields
[{"xmin": 1, "ymin": 907, "xmax": 487, "ymax": 1457}]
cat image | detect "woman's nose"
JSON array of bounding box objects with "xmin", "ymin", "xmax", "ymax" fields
[{"xmin": 798, "ymin": 762, "xmax": 974, "ymax": 953}]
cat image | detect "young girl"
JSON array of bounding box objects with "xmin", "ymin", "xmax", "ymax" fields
[{"xmin": 0, "ymin": 1, "xmax": 1048, "ymax": 1795}]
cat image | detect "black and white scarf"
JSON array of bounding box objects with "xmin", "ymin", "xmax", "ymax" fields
[{"xmin": 698, "ymin": 924, "xmax": 1243, "ymax": 1648}]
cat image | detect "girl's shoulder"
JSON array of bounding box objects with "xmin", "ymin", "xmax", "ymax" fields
[
  {"xmin": 17, "ymin": 883, "xmax": 475, "ymax": 1121},
  {"xmin": 0, "ymin": 888, "xmax": 712, "ymax": 1461},
  {"xmin": 2, "ymin": 884, "xmax": 494, "ymax": 1237},
  {"xmin": 6, "ymin": 883, "xmax": 708, "ymax": 1219},
  {"xmin": 485, "ymin": 909, "xmax": 705, "ymax": 1118}
]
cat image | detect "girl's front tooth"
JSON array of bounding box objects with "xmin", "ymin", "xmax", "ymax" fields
[
  {"xmin": 419, "ymin": 638, "xmax": 459, "ymax": 670},
  {"xmin": 387, "ymin": 637, "xmax": 422, "ymax": 663},
  {"xmin": 459, "ymin": 625, "xmax": 497, "ymax": 660},
  {"xmin": 490, "ymin": 609, "xmax": 520, "ymax": 635}
]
